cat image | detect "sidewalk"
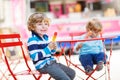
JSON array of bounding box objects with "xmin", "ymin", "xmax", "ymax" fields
[
  {"xmin": 24, "ymin": 49, "xmax": 120, "ymax": 80},
  {"xmin": 1, "ymin": 49, "xmax": 120, "ymax": 80}
]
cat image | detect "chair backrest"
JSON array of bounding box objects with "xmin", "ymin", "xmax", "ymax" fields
[
  {"xmin": 0, "ymin": 34, "xmax": 40, "ymax": 80},
  {"xmin": 0, "ymin": 34, "xmax": 22, "ymax": 47}
]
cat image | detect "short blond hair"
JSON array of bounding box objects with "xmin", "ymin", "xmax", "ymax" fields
[
  {"xmin": 27, "ymin": 13, "xmax": 50, "ymax": 31},
  {"xmin": 86, "ymin": 18, "xmax": 102, "ymax": 32}
]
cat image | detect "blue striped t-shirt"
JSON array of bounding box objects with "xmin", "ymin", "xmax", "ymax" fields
[{"xmin": 27, "ymin": 31, "xmax": 56, "ymax": 69}]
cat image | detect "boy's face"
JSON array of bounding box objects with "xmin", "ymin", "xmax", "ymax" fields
[
  {"xmin": 35, "ymin": 20, "xmax": 49, "ymax": 35},
  {"xmin": 88, "ymin": 30, "xmax": 101, "ymax": 38},
  {"xmin": 91, "ymin": 31, "xmax": 100, "ymax": 38}
]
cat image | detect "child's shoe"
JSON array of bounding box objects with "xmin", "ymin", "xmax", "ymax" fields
[
  {"xmin": 97, "ymin": 61, "xmax": 104, "ymax": 71},
  {"xmin": 85, "ymin": 65, "xmax": 93, "ymax": 75}
]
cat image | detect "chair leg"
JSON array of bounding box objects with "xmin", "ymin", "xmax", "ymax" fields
[{"xmin": 48, "ymin": 76, "xmax": 51, "ymax": 80}]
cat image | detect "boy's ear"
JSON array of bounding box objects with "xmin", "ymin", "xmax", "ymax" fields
[{"xmin": 31, "ymin": 26, "xmax": 35, "ymax": 31}]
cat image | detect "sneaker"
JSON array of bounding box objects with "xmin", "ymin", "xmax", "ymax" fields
[
  {"xmin": 85, "ymin": 70, "xmax": 93, "ymax": 75},
  {"xmin": 97, "ymin": 61, "xmax": 104, "ymax": 71},
  {"xmin": 85, "ymin": 65, "xmax": 93, "ymax": 75}
]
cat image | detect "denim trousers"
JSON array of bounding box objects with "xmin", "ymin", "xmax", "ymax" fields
[
  {"xmin": 79, "ymin": 52, "xmax": 107, "ymax": 70},
  {"xmin": 37, "ymin": 61, "xmax": 75, "ymax": 80}
]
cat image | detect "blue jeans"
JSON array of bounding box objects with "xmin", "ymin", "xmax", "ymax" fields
[
  {"xmin": 38, "ymin": 61, "xmax": 75, "ymax": 80},
  {"xmin": 79, "ymin": 52, "xmax": 107, "ymax": 70}
]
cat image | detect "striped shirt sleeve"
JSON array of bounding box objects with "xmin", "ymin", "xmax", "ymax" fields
[{"xmin": 27, "ymin": 37, "xmax": 51, "ymax": 61}]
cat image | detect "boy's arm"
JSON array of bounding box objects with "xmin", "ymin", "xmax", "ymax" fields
[
  {"xmin": 76, "ymin": 43, "xmax": 82, "ymax": 51},
  {"xmin": 74, "ymin": 33, "xmax": 90, "ymax": 53},
  {"xmin": 74, "ymin": 42, "xmax": 83, "ymax": 53},
  {"xmin": 28, "ymin": 40, "xmax": 53, "ymax": 61},
  {"xmin": 73, "ymin": 34, "xmax": 86, "ymax": 52},
  {"xmin": 99, "ymin": 40, "xmax": 105, "ymax": 52},
  {"xmin": 45, "ymin": 45, "xmax": 56, "ymax": 54}
]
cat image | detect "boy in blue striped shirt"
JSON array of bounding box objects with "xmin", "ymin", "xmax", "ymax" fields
[{"xmin": 27, "ymin": 13, "xmax": 75, "ymax": 80}]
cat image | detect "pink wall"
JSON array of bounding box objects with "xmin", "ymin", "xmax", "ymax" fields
[{"xmin": 48, "ymin": 19, "xmax": 120, "ymax": 37}]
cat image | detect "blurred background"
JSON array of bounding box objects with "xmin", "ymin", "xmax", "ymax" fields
[
  {"xmin": 0, "ymin": 0, "xmax": 120, "ymax": 80},
  {"xmin": 0, "ymin": 0, "xmax": 120, "ymax": 60}
]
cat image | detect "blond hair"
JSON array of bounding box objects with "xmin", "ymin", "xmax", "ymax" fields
[
  {"xmin": 86, "ymin": 18, "xmax": 102, "ymax": 32},
  {"xmin": 27, "ymin": 13, "xmax": 50, "ymax": 31}
]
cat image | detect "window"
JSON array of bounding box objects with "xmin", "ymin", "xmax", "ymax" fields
[
  {"xmin": 30, "ymin": 1, "xmax": 49, "ymax": 12},
  {"xmin": 88, "ymin": 1, "xmax": 102, "ymax": 10}
]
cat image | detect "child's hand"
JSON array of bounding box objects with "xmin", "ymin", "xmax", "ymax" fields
[
  {"xmin": 76, "ymin": 43, "xmax": 82, "ymax": 51},
  {"xmin": 48, "ymin": 42, "xmax": 57, "ymax": 50},
  {"xmin": 85, "ymin": 31, "xmax": 92, "ymax": 38}
]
